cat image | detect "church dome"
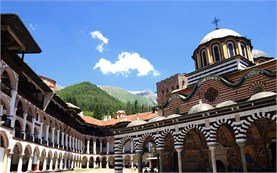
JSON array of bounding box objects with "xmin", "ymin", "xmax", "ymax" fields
[
  {"xmin": 166, "ymin": 114, "xmax": 181, "ymax": 119},
  {"xmin": 127, "ymin": 119, "xmax": 147, "ymax": 127},
  {"xmin": 248, "ymin": 91, "xmax": 276, "ymax": 101},
  {"xmin": 215, "ymin": 100, "xmax": 237, "ymax": 108},
  {"xmin": 200, "ymin": 28, "xmax": 241, "ymax": 45},
  {"xmin": 188, "ymin": 100, "xmax": 214, "ymax": 114},
  {"xmin": 252, "ymin": 49, "xmax": 269, "ymax": 58},
  {"xmin": 148, "ymin": 116, "xmax": 165, "ymax": 123}
]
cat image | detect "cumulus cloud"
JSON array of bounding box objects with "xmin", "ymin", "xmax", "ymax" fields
[
  {"xmin": 93, "ymin": 52, "xmax": 160, "ymax": 77},
  {"xmin": 90, "ymin": 31, "xmax": 109, "ymax": 53}
]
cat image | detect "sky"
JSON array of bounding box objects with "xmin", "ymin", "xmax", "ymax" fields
[{"xmin": 1, "ymin": 0, "xmax": 276, "ymax": 92}]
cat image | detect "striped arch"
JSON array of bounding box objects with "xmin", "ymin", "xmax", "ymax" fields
[
  {"xmin": 208, "ymin": 118, "xmax": 237, "ymax": 145},
  {"xmin": 238, "ymin": 111, "xmax": 277, "ymax": 142},
  {"xmin": 0, "ymin": 66, "xmax": 18, "ymax": 90},
  {"xmin": 157, "ymin": 128, "xmax": 175, "ymax": 150},
  {"xmin": 136, "ymin": 132, "xmax": 158, "ymax": 152},
  {"xmin": 175, "ymin": 124, "xmax": 208, "ymax": 148},
  {"xmin": 117, "ymin": 136, "xmax": 133, "ymax": 153}
]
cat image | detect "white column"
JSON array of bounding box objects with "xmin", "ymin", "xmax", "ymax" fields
[
  {"xmin": 31, "ymin": 117, "xmax": 35, "ymax": 141},
  {"xmin": 93, "ymin": 140, "xmax": 96, "ymax": 154},
  {"xmin": 65, "ymin": 134, "xmax": 68, "ymax": 150},
  {"xmin": 55, "ymin": 158, "xmax": 58, "ymax": 170},
  {"xmin": 176, "ymin": 148, "xmax": 183, "ymax": 173},
  {"xmin": 238, "ymin": 141, "xmax": 248, "ymax": 172},
  {"xmin": 81, "ymin": 141, "xmax": 83, "ymax": 153},
  {"xmin": 59, "ymin": 159, "xmax": 63, "ymax": 170},
  {"xmin": 39, "ymin": 123, "xmax": 43, "ymax": 144},
  {"xmin": 131, "ymin": 140, "xmax": 133, "ymax": 153},
  {"xmin": 61, "ymin": 132, "xmax": 65, "ymax": 149},
  {"xmin": 27, "ymin": 156, "xmax": 33, "ymax": 171},
  {"xmin": 49, "ymin": 158, "xmax": 53, "ymax": 170},
  {"xmin": 51, "ymin": 127, "xmax": 55, "ymax": 147},
  {"xmin": 17, "ymin": 154, "xmax": 23, "ymax": 172},
  {"xmin": 57, "ymin": 130, "xmax": 60, "ymax": 147},
  {"xmin": 87, "ymin": 140, "xmax": 90, "ymax": 154},
  {"xmin": 6, "ymin": 153, "xmax": 12, "ymax": 173},
  {"xmin": 72, "ymin": 137, "xmax": 75, "ymax": 151},
  {"xmin": 45, "ymin": 125, "xmax": 50, "ymax": 146},
  {"xmin": 43, "ymin": 157, "xmax": 47, "ymax": 171},
  {"xmin": 69, "ymin": 136, "xmax": 72, "ymax": 150},
  {"xmin": 107, "ymin": 141, "xmax": 110, "ymax": 154},
  {"xmin": 22, "ymin": 112, "xmax": 27, "ymax": 139},
  {"xmin": 209, "ymin": 145, "xmax": 217, "ymax": 173},
  {"xmin": 10, "ymin": 90, "xmax": 17, "ymax": 127}
]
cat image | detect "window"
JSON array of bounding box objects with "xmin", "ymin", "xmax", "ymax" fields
[
  {"xmin": 227, "ymin": 41, "xmax": 235, "ymax": 57},
  {"xmin": 212, "ymin": 44, "xmax": 221, "ymax": 62},
  {"xmin": 176, "ymin": 85, "xmax": 179, "ymax": 89},
  {"xmin": 240, "ymin": 42, "xmax": 247, "ymax": 58},
  {"xmin": 201, "ymin": 49, "xmax": 208, "ymax": 67}
]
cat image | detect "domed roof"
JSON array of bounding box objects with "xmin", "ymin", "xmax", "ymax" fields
[
  {"xmin": 166, "ymin": 114, "xmax": 181, "ymax": 119},
  {"xmin": 252, "ymin": 49, "xmax": 269, "ymax": 58},
  {"xmin": 216, "ymin": 100, "xmax": 237, "ymax": 108},
  {"xmin": 248, "ymin": 91, "xmax": 276, "ymax": 101},
  {"xmin": 148, "ymin": 116, "xmax": 165, "ymax": 123},
  {"xmin": 200, "ymin": 28, "xmax": 241, "ymax": 45},
  {"xmin": 127, "ymin": 119, "xmax": 147, "ymax": 127},
  {"xmin": 188, "ymin": 100, "xmax": 214, "ymax": 114}
]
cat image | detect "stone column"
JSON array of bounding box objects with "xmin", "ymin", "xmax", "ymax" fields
[
  {"xmin": 55, "ymin": 158, "xmax": 59, "ymax": 170},
  {"xmin": 136, "ymin": 151, "xmax": 143, "ymax": 173},
  {"xmin": 6, "ymin": 153, "xmax": 12, "ymax": 173},
  {"xmin": 22, "ymin": 112, "xmax": 27, "ymax": 139},
  {"xmin": 87, "ymin": 140, "xmax": 90, "ymax": 154},
  {"xmin": 176, "ymin": 148, "xmax": 183, "ymax": 173},
  {"xmin": 10, "ymin": 90, "xmax": 17, "ymax": 127},
  {"xmin": 42, "ymin": 157, "xmax": 47, "ymax": 171},
  {"xmin": 131, "ymin": 140, "xmax": 134, "ymax": 153},
  {"xmin": 61, "ymin": 132, "xmax": 65, "ymax": 149},
  {"xmin": 100, "ymin": 158, "xmax": 102, "ymax": 168},
  {"xmin": 45, "ymin": 125, "xmax": 50, "ymax": 146},
  {"xmin": 131, "ymin": 155, "xmax": 134, "ymax": 168},
  {"xmin": 39, "ymin": 123, "xmax": 43, "ymax": 144},
  {"xmin": 87, "ymin": 159, "xmax": 89, "ymax": 168},
  {"xmin": 238, "ymin": 141, "xmax": 248, "ymax": 172},
  {"xmin": 31, "ymin": 117, "xmax": 35, "ymax": 141},
  {"xmin": 59, "ymin": 159, "xmax": 63, "ymax": 170},
  {"xmin": 65, "ymin": 134, "xmax": 68, "ymax": 150},
  {"xmin": 49, "ymin": 158, "xmax": 53, "ymax": 170},
  {"xmin": 100, "ymin": 140, "xmax": 103, "ymax": 154},
  {"xmin": 209, "ymin": 145, "xmax": 217, "ymax": 173},
  {"xmin": 107, "ymin": 141, "xmax": 110, "ymax": 154},
  {"xmin": 57, "ymin": 130, "xmax": 60, "ymax": 147},
  {"xmin": 69, "ymin": 136, "xmax": 72, "ymax": 150},
  {"xmin": 27, "ymin": 155, "xmax": 33, "ymax": 171},
  {"xmin": 17, "ymin": 154, "xmax": 23, "ymax": 172},
  {"xmin": 157, "ymin": 149, "xmax": 163, "ymax": 173},
  {"xmin": 51, "ymin": 127, "xmax": 55, "ymax": 147},
  {"xmin": 93, "ymin": 140, "xmax": 96, "ymax": 154}
]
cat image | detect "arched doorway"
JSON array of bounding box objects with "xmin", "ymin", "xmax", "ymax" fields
[
  {"xmin": 22, "ymin": 145, "xmax": 31, "ymax": 172},
  {"xmin": 108, "ymin": 156, "xmax": 114, "ymax": 168},
  {"xmin": 245, "ymin": 118, "xmax": 276, "ymax": 172},
  {"xmin": 14, "ymin": 120, "xmax": 23, "ymax": 139},
  {"xmin": 102, "ymin": 157, "xmax": 107, "ymax": 168},
  {"xmin": 124, "ymin": 155, "xmax": 131, "ymax": 168},
  {"xmin": 10, "ymin": 143, "xmax": 22, "ymax": 172},
  {"xmin": 95, "ymin": 157, "xmax": 100, "ymax": 168},
  {"xmin": 89, "ymin": 157, "xmax": 94, "ymax": 168},
  {"xmin": 82, "ymin": 156, "xmax": 88, "ymax": 168},
  {"xmin": 162, "ymin": 133, "xmax": 177, "ymax": 172},
  {"xmin": 216, "ymin": 124, "xmax": 241, "ymax": 172},
  {"xmin": 141, "ymin": 136, "xmax": 158, "ymax": 172},
  {"xmin": 32, "ymin": 147, "xmax": 40, "ymax": 171},
  {"xmin": 182, "ymin": 128, "xmax": 209, "ymax": 172},
  {"xmin": 216, "ymin": 160, "xmax": 226, "ymax": 172}
]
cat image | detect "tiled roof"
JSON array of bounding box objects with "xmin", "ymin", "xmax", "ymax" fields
[{"xmin": 82, "ymin": 111, "xmax": 158, "ymax": 126}]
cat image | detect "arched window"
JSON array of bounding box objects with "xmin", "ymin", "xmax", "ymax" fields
[
  {"xmin": 227, "ymin": 41, "xmax": 235, "ymax": 57},
  {"xmin": 240, "ymin": 42, "xmax": 247, "ymax": 58},
  {"xmin": 201, "ymin": 49, "xmax": 208, "ymax": 67},
  {"xmin": 212, "ymin": 44, "xmax": 221, "ymax": 62}
]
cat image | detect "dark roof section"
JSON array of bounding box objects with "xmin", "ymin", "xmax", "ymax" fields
[{"xmin": 1, "ymin": 13, "xmax": 41, "ymax": 53}]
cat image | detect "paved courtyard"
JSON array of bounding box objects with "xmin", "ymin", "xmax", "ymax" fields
[{"xmin": 65, "ymin": 168, "xmax": 138, "ymax": 173}]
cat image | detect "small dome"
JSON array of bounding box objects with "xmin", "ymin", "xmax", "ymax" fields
[
  {"xmin": 188, "ymin": 100, "xmax": 214, "ymax": 114},
  {"xmin": 127, "ymin": 119, "xmax": 147, "ymax": 127},
  {"xmin": 248, "ymin": 91, "xmax": 276, "ymax": 101},
  {"xmin": 252, "ymin": 49, "xmax": 269, "ymax": 58},
  {"xmin": 148, "ymin": 116, "xmax": 165, "ymax": 123},
  {"xmin": 166, "ymin": 114, "xmax": 181, "ymax": 119},
  {"xmin": 200, "ymin": 28, "xmax": 241, "ymax": 45},
  {"xmin": 216, "ymin": 100, "xmax": 237, "ymax": 108}
]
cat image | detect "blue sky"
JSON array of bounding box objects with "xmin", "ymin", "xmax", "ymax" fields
[{"xmin": 1, "ymin": 1, "xmax": 276, "ymax": 92}]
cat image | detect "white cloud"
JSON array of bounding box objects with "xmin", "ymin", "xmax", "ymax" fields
[
  {"xmin": 29, "ymin": 23, "xmax": 38, "ymax": 31},
  {"xmin": 90, "ymin": 31, "xmax": 109, "ymax": 53},
  {"xmin": 93, "ymin": 51, "xmax": 160, "ymax": 77}
]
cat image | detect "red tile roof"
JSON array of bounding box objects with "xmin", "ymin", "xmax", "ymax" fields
[{"xmin": 82, "ymin": 111, "xmax": 158, "ymax": 126}]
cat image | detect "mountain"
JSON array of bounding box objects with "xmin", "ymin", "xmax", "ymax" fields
[
  {"xmin": 56, "ymin": 82, "xmax": 124, "ymax": 119},
  {"xmin": 100, "ymin": 86, "xmax": 156, "ymax": 106},
  {"xmin": 128, "ymin": 89, "xmax": 157, "ymax": 104}
]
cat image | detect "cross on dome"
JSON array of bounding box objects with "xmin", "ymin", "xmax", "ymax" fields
[{"xmin": 212, "ymin": 17, "xmax": 220, "ymax": 30}]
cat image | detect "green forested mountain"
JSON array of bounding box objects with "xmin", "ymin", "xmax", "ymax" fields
[
  {"xmin": 100, "ymin": 86, "xmax": 155, "ymax": 106},
  {"xmin": 56, "ymin": 82, "xmax": 153, "ymax": 120}
]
